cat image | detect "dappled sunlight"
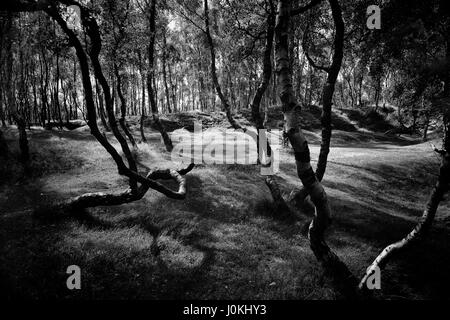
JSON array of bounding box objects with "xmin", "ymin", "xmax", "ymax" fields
[
  {"xmin": 61, "ymin": 225, "xmax": 157, "ymax": 265},
  {"xmin": 1, "ymin": 116, "xmax": 449, "ymax": 299},
  {"xmin": 157, "ymin": 233, "xmax": 206, "ymax": 270}
]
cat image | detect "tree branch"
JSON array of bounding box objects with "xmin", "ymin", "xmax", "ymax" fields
[{"xmin": 302, "ymin": 28, "xmax": 331, "ymax": 73}]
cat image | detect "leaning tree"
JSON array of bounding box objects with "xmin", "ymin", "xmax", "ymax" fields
[
  {"xmin": 273, "ymin": 0, "xmax": 450, "ymax": 298},
  {"xmin": 0, "ymin": 0, "xmax": 193, "ymax": 213}
]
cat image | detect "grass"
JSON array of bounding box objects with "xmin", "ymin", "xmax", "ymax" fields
[{"xmin": 0, "ymin": 122, "xmax": 449, "ymax": 300}]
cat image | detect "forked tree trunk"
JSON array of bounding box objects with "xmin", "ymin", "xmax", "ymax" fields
[
  {"xmin": 84, "ymin": 15, "xmax": 140, "ymax": 194},
  {"xmin": 302, "ymin": 0, "xmax": 344, "ymax": 181},
  {"xmin": 37, "ymin": 5, "xmax": 192, "ymax": 213},
  {"xmin": 289, "ymin": 0, "xmax": 343, "ymax": 208},
  {"xmin": 274, "ymin": 0, "xmax": 358, "ymax": 297}
]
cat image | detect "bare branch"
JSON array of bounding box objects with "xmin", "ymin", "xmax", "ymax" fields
[{"xmin": 302, "ymin": 30, "xmax": 331, "ymax": 73}]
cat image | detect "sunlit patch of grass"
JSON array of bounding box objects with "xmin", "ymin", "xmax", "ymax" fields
[
  {"xmin": 157, "ymin": 232, "xmax": 205, "ymax": 270},
  {"xmin": 1, "ymin": 123, "xmax": 449, "ymax": 299},
  {"xmin": 62, "ymin": 224, "xmax": 155, "ymax": 256}
]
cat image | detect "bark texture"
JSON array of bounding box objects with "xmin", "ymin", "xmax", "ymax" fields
[
  {"xmin": 41, "ymin": 3, "xmax": 193, "ymax": 213},
  {"xmin": 275, "ymin": 0, "xmax": 357, "ymax": 297},
  {"xmin": 315, "ymin": 0, "xmax": 344, "ymax": 181},
  {"xmin": 290, "ymin": 0, "xmax": 343, "ymax": 211}
]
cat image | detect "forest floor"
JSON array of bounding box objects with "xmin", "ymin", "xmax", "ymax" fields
[{"xmin": 0, "ymin": 113, "xmax": 449, "ymax": 300}]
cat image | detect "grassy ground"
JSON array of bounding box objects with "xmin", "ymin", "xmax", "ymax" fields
[{"xmin": 0, "ymin": 121, "xmax": 449, "ymax": 300}]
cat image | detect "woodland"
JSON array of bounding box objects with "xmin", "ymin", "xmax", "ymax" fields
[{"xmin": 0, "ymin": 0, "xmax": 449, "ymax": 300}]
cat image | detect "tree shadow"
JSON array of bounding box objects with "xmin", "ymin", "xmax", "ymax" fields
[{"xmin": 269, "ymin": 156, "xmax": 450, "ymax": 299}]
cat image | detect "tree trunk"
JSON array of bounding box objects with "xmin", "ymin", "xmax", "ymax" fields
[
  {"xmin": 204, "ymin": 0, "xmax": 242, "ymax": 130},
  {"xmin": 0, "ymin": 128, "xmax": 8, "ymax": 158},
  {"xmin": 55, "ymin": 53, "xmax": 64, "ymax": 129},
  {"xmin": 95, "ymin": 79, "xmax": 110, "ymax": 131},
  {"xmin": 314, "ymin": 0, "xmax": 344, "ymax": 181},
  {"xmin": 360, "ymin": 129, "xmax": 450, "ymax": 289},
  {"xmin": 274, "ymin": 0, "xmax": 357, "ymax": 297},
  {"xmin": 81, "ymin": 10, "xmax": 139, "ymax": 193},
  {"xmin": 423, "ymin": 111, "xmax": 430, "ymax": 141},
  {"xmin": 358, "ymin": 75, "xmax": 363, "ymax": 106},
  {"xmin": 361, "ymin": 29, "xmax": 450, "ymax": 289},
  {"xmin": 12, "ymin": 113, "xmax": 30, "ymax": 172},
  {"xmin": 5, "ymin": 12, "xmax": 30, "ymax": 171},
  {"xmin": 168, "ymin": 63, "xmax": 177, "ymax": 112},
  {"xmin": 114, "ymin": 63, "xmax": 137, "ymax": 147},
  {"xmin": 289, "ymin": 0, "xmax": 344, "ymax": 209},
  {"xmin": 140, "ymin": 70, "xmax": 147, "ymax": 143},
  {"xmin": 147, "ymin": 0, "xmax": 173, "ymax": 151},
  {"xmin": 0, "ymin": 91, "xmax": 6, "ymax": 127},
  {"xmin": 42, "ymin": 5, "xmax": 192, "ymax": 208},
  {"xmin": 162, "ymin": 31, "xmax": 172, "ymax": 114},
  {"xmin": 249, "ymin": 0, "xmax": 275, "ymax": 161}
]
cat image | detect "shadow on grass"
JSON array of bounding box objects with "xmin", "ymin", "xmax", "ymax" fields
[
  {"xmin": 272, "ymin": 155, "xmax": 450, "ymax": 299},
  {"xmin": 1, "ymin": 132, "xmax": 449, "ymax": 299}
]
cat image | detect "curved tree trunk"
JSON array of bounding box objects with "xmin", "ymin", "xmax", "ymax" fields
[
  {"xmin": 42, "ymin": 4, "xmax": 192, "ymax": 210},
  {"xmin": 275, "ymin": 0, "xmax": 358, "ymax": 297},
  {"xmin": 360, "ymin": 131, "xmax": 450, "ymax": 289},
  {"xmin": 250, "ymin": 0, "xmax": 275, "ymax": 160},
  {"xmin": 83, "ymin": 13, "xmax": 139, "ymax": 194},
  {"xmin": 147, "ymin": 0, "xmax": 173, "ymax": 151},
  {"xmin": 303, "ymin": 0, "xmax": 344, "ymax": 181},
  {"xmin": 35, "ymin": 163, "xmax": 194, "ymax": 219},
  {"xmin": 204, "ymin": 0, "xmax": 242, "ymax": 130},
  {"xmin": 289, "ymin": 0, "xmax": 344, "ymax": 209},
  {"xmin": 360, "ymin": 46, "xmax": 450, "ymax": 288}
]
